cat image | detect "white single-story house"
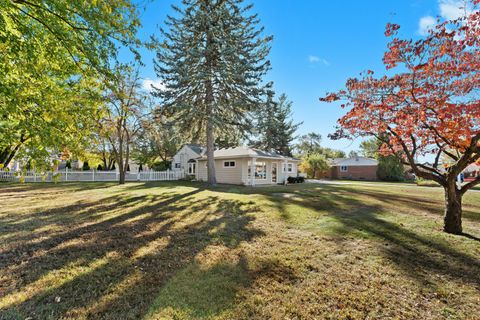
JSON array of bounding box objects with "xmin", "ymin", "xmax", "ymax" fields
[
  {"xmin": 195, "ymin": 146, "xmax": 300, "ymax": 186},
  {"xmin": 171, "ymin": 144, "xmax": 206, "ymax": 176}
]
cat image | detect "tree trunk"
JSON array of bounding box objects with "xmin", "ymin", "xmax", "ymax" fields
[
  {"xmin": 203, "ymin": 11, "xmax": 217, "ymax": 186},
  {"xmin": 117, "ymin": 147, "xmax": 125, "ymax": 185},
  {"xmin": 0, "ymin": 143, "xmax": 23, "ymax": 168},
  {"xmin": 443, "ymin": 180, "xmax": 463, "ymax": 234},
  {"xmin": 206, "ymin": 115, "xmax": 216, "ymax": 185},
  {"xmin": 118, "ymin": 163, "xmax": 126, "ymax": 184}
]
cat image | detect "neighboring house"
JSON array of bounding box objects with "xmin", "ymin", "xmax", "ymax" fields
[
  {"xmin": 464, "ymin": 162, "xmax": 480, "ymax": 181},
  {"xmin": 6, "ymin": 160, "xmax": 21, "ymax": 171},
  {"xmin": 196, "ymin": 146, "xmax": 300, "ymax": 186},
  {"xmin": 172, "ymin": 144, "xmax": 206, "ymax": 176},
  {"xmin": 319, "ymin": 156, "xmax": 378, "ymax": 180}
]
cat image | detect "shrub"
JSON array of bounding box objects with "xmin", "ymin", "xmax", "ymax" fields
[
  {"xmin": 97, "ymin": 164, "xmax": 103, "ymax": 170},
  {"xmin": 152, "ymin": 161, "xmax": 171, "ymax": 171},
  {"xmin": 82, "ymin": 161, "xmax": 90, "ymax": 171},
  {"xmin": 416, "ymin": 177, "xmax": 440, "ymax": 187},
  {"xmin": 287, "ymin": 176, "xmax": 305, "ymax": 184},
  {"xmin": 377, "ymin": 155, "xmax": 405, "ymax": 181},
  {"xmin": 52, "ymin": 173, "xmax": 61, "ymax": 184},
  {"xmin": 182, "ymin": 175, "xmax": 195, "ymax": 182}
]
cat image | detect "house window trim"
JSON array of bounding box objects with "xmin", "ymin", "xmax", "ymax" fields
[
  {"xmin": 340, "ymin": 165, "xmax": 348, "ymax": 172},
  {"xmin": 248, "ymin": 160, "xmax": 268, "ymax": 180},
  {"xmin": 282, "ymin": 163, "xmax": 294, "ymax": 173},
  {"xmin": 223, "ymin": 160, "xmax": 236, "ymax": 168}
]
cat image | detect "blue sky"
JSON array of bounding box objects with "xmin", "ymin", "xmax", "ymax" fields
[{"xmin": 130, "ymin": 0, "xmax": 463, "ymax": 154}]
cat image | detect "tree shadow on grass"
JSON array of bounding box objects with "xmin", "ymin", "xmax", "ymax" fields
[
  {"xmin": 330, "ymin": 210, "xmax": 480, "ymax": 288},
  {"xmin": 0, "ymin": 188, "xmax": 270, "ymax": 319},
  {"xmin": 258, "ymin": 184, "xmax": 480, "ymax": 290},
  {"xmin": 144, "ymin": 255, "xmax": 298, "ymax": 320},
  {"xmin": 0, "ymin": 182, "xmax": 118, "ymax": 194},
  {"xmin": 347, "ymin": 187, "xmax": 480, "ymax": 222}
]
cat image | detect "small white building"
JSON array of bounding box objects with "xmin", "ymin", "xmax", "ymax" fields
[
  {"xmin": 171, "ymin": 144, "xmax": 206, "ymax": 176},
  {"xmin": 195, "ymin": 146, "xmax": 300, "ymax": 186}
]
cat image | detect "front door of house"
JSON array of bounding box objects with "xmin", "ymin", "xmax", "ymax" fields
[
  {"xmin": 271, "ymin": 163, "xmax": 277, "ymax": 183},
  {"xmin": 188, "ymin": 162, "xmax": 196, "ymax": 175}
]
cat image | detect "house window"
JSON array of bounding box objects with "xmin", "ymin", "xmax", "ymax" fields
[
  {"xmin": 340, "ymin": 165, "xmax": 348, "ymax": 172},
  {"xmin": 223, "ymin": 161, "xmax": 236, "ymax": 168},
  {"xmin": 248, "ymin": 161, "xmax": 267, "ymax": 180},
  {"xmin": 283, "ymin": 163, "xmax": 294, "ymax": 173},
  {"xmin": 174, "ymin": 163, "xmax": 181, "ymax": 169}
]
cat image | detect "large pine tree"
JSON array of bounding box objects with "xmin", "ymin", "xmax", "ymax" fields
[
  {"xmin": 253, "ymin": 91, "xmax": 301, "ymax": 156},
  {"xmin": 153, "ymin": 0, "xmax": 272, "ymax": 184}
]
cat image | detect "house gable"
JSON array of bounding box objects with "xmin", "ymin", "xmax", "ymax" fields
[{"xmin": 172, "ymin": 144, "xmax": 205, "ymax": 172}]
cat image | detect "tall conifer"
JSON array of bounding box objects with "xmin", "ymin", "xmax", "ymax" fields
[
  {"xmin": 253, "ymin": 91, "xmax": 301, "ymax": 156},
  {"xmin": 153, "ymin": 0, "xmax": 272, "ymax": 184}
]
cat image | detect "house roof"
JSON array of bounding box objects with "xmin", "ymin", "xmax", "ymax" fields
[
  {"xmin": 197, "ymin": 146, "xmax": 300, "ymax": 161},
  {"xmin": 330, "ymin": 156, "xmax": 378, "ymax": 166},
  {"xmin": 465, "ymin": 162, "xmax": 480, "ymax": 173},
  {"xmin": 184, "ymin": 144, "xmax": 206, "ymax": 156}
]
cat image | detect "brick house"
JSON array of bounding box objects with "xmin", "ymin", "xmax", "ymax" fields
[{"xmin": 317, "ymin": 156, "xmax": 378, "ymax": 180}]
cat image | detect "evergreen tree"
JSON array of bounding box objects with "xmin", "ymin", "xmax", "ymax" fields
[
  {"xmin": 296, "ymin": 132, "xmax": 322, "ymax": 156},
  {"xmin": 348, "ymin": 150, "xmax": 359, "ymax": 158},
  {"xmin": 253, "ymin": 91, "xmax": 301, "ymax": 156},
  {"xmin": 320, "ymin": 148, "xmax": 346, "ymax": 159},
  {"xmin": 153, "ymin": 0, "xmax": 272, "ymax": 184},
  {"xmin": 295, "ymin": 132, "xmax": 345, "ymax": 159}
]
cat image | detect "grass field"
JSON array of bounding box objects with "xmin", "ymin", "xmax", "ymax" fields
[{"xmin": 1, "ymin": 181, "xmax": 479, "ymax": 319}]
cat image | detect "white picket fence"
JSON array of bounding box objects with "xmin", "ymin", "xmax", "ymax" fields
[{"xmin": 0, "ymin": 169, "xmax": 185, "ymax": 183}]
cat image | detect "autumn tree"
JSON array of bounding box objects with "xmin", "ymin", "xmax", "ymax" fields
[
  {"xmin": 321, "ymin": 1, "xmax": 480, "ymax": 234},
  {"xmin": 132, "ymin": 116, "xmax": 182, "ymax": 168},
  {"xmin": 98, "ymin": 69, "xmax": 147, "ymax": 184},
  {"xmin": 91, "ymin": 136, "xmax": 117, "ymax": 171},
  {"xmin": 153, "ymin": 0, "xmax": 272, "ymax": 185},
  {"xmin": 0, "ymin": 1, "xmax": 143, "ymax": 168},
  {"xmin": 300, "ymin": 153, "xmax": 329, "ymax": 179}
]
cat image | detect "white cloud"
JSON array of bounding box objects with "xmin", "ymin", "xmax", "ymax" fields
[
  {"xmin": 418, "ymin": 0, "xmax": 473, "ymax": 35},
  {"xmin": 439, "ymin": 0, "xmax": 469, "ymax": 20},
  {"xmin": 418, "ymin": 15, "xmax": 436, "ymax": 35},
  {"xmin": 142, "ymin": 78, "xmax": 165, "ymax": 92},
  {"xmin": 308, "ymin": 55, "xmax": 330, "ymax": 66}
]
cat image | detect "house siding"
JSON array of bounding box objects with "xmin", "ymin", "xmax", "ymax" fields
[
  {"xmin": 332, "ymin": 165, "xmax": 377, "ymax": 180},
  {"xmin": 197, "ymin": 159, "xmax": 244, "ymax": 184},
  {"xmin": 197, "ymin": 158, "xmax": 298, "ymax": 185},
  {"xmin": 172, "ymin": 146, "xmax": 200, "ymax": 173}
]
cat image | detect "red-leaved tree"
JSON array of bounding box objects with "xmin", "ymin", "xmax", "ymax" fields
[{"xmin": 321, "ymin": 0, "xmax": 480, "ymax": 234}]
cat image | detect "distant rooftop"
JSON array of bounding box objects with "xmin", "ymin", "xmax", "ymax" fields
[
  {"xmin": 198, "ymin": 146, "xmax": 299, "ymax": 161},
  {"xmin": 330, "ymin": 156, "xmax": 378, "ymax": 166},
  {"xmin": 185, "ymin": 144, "xmax": 207, "ymax": 156}
]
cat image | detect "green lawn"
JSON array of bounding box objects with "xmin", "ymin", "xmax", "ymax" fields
[{"xmin": 1, "ymin": 181, "xmax": 479, "ymax": 320}]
